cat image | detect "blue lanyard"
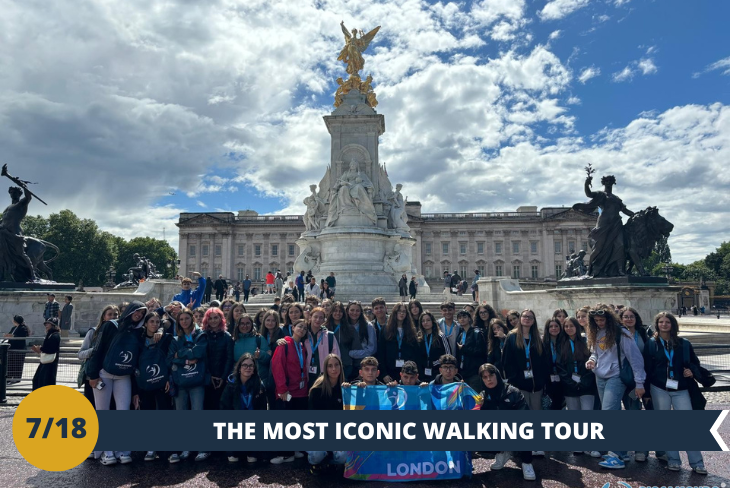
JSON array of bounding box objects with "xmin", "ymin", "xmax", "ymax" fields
[
  {"xmin": 550, "ymin": 341, "xmax": 557, "ymax": 365},
  {"xmin": 309, "ymin": 331, "xmax": 324, "ymax": 365},
  {"xmin": 524, "ymin": 338, "xmax": 531, "ymax": 369},
  {"xmin": 425, "ymin": 333, "xmax": 432, "ymax": 358},
  {"xmin": 332, "ymin": 324, "xmax": 340, "ymax": 335},
  {"xmin": 444, "ymin": 321, "xmax": 455, "ymax": 338},
  {"xmin": 241, "ymin": 388, "xmax": 252, "ymax": 410},
  {"xmin": 184, "ymin": 333, "xmax": 193, "ymax": 342},
  {"xmin": 293, "ymin": 340, "xmax": 305, "ymax": 378},
  {"xmin": 634, "ymin": 330, "xmax": 639, "ymax": 346},
  {"xmin": 659, "ymin": 337, "xmax": 674, "ymax": 379},
  {"xmin": 396, "ymin": 329, "xmax": 403, "ymax": 358},
  {"xmin": 570, "ymin": 339, "xmax": 578, "ymax": 373},
  {"xmin": 459, "ymin": 329, "xmax": 467, "ymax": 346}
]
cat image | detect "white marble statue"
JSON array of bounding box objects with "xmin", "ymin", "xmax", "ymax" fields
[
  {"xmin": 294, "ymin": 245, "xmax": 321, "ymax": 275},
  {"xmin": 303, "ymin": 184, "xmax": 326, "ymax": 231},
  {"xmin": 384, "ymin": 244, "xmax": 410, "ymax": 274},
  {"xmin": 388, "ymin": 183, "xmax": 410, "ymax": 231},
  {"xmin": 325, "ymin": 160, "xmax": 378, "ymax": 227}
]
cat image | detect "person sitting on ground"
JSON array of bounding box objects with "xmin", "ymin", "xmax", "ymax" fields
[{"xmin": 478, "ymin": 363, "xmax": 536, "ymax": 481}]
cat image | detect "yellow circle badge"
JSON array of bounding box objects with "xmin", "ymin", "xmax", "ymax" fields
[{"xmin": 12, "ymin": 385, "xmax": 99, "ymax": 471}]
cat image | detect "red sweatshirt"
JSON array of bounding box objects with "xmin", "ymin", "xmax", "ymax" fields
[{"xmin": 272, "ymin": 336, "xmax": 310, "ymax": 398}]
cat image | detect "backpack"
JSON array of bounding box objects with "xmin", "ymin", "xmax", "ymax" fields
[
  {"xmin": 135, "ymin": 342, "xmax": 169, "ymax": 391},
  {"xmin": 171, "ymin": 336, "xmax": 207, "ymax": 388},
  {"xmin": 102, "ymin": 321, "xmax": 141, "ymax": 376}
]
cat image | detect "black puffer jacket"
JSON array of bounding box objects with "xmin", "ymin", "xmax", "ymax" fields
[
  {"xmin": 219, "ymin": 374, "xmax": 267, "ymax": 410},
  {"xmin": 454, "ymin": 327, "xmax": 488, "ymax": 380},
  {"xmin": 205, "ymin": 329, "xmax": 234, "ymax": 379},
  {"xmin": 556, "ymin": 336, "xmax": 596, "ymax": 397}
]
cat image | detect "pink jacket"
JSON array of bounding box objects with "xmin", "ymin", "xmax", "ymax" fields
[{"xmin": 304, "ymin": 328, "xmax": 341, "ymax": 371}]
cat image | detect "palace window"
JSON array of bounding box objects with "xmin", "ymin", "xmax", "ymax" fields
[
  {"xmin": 477, "ymin": 242, "xmax": 484, "ymax": 254},
  {"xmin": 531, "ymin": 265, "xmax": 539, "ymax": 279},
  {"xmin": 554, "ymin": 241, "xmax": 562, "ymax": 254},
  {"xmin": 513, "ymin": 242, "xmax": 520, "ymax": 254},
  {"xmin": 189, "ymin": 245, "xmax": 196, "ymax": 257},
  {"xmin": 512, "ymin": 266, "xmax": 520, "ymax": 279},
  {"xmin": 495, "ymin": 265, "xmax": 503, "ymax": 277},
  {"xmin": 255, "ymin": 244, "xmax": 261, "ymax": 256},
  {"xmin": 425, "ymin": 242, "xmax": 432, "ymax": 255},
  {"xmin": 271, "ymin": 244, "xmax": 278, "ymax": 256},
  {"xmin": 238, "ymin": 245, "xmax": 244, "ymax": 256},
  {"xmin": 202, "ymin": 245, "xmax": 209, "ymax": 257},
  {"xmin": 531, "ymin": 242, "xmax": 538, "ymax": 254},
  {"xmin": 442, "ymin": 243, "xmax": 449, "ymax": 254},
  {"xmin": 215, "ymin": 245, "xmax": 221, "ymax": 257},
  {"xmin": 495, "ymin": 242, "xmax": 502, "ymax": 254}
]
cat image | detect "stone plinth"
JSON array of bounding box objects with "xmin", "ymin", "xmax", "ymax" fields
[
  {"xmin": 0, "ymin": 280, "xmax": 183, "ymax": 335},
  {"xmin": 478, "ymin": 277, "xmax": 679, "ymax": 326},
  {"xmin": 558, "ymin": 276, "xmax": 668, "ymax": 287}
]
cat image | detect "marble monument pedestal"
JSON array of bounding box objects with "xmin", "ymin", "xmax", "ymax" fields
[{"xmin": 296, "ymin": 225, "xmax": 419, "ymax": 297}]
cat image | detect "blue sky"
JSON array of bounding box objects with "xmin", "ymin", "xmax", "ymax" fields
[{"xmin": 2, "ymin": 0, "xmax": 729, "ymax": 263}]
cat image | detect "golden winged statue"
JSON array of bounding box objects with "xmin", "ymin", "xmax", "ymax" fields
[{"xmin": 338, "ymin": 21, "xmax": 381, "ymax": 76}]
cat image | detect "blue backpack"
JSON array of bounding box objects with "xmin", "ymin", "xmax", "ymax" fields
[
  {"xmin": 135, "ymin": 342, "xmax": 169, "ymax": 391},
  {"xmin": 102, "ymin": 321, "xmax": 141, "ymax": 376},
  {"xmin": 171, "ymin": 336, "xmax": 208, "ymax": 388}
]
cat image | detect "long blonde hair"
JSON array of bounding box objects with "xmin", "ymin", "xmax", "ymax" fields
[
  {"xmin": 508, "ymin": 309, "xmax": 543, "ymax": 355},
  {"xmin": 310, "ymin": 354, "xmax": 345, "ymax": 398}
]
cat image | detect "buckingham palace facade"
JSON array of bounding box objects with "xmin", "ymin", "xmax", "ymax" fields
[{"xmin": 176, "ymin": 203, "xmax": 595, "ymax": 284}]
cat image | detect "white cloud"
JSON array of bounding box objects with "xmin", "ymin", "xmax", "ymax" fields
[
  {"xmin": 0, "ymin": 0, "xmax": 726, "ymax": 265},
  {"xmin": 612, "ymin": 66, "xmax": 634, "ymax": 82},
  {"xmin": 637, "ymin": 58, "xmax": 658, "ymax": 75},
  {"xmin": 694, "ymin": 55, "xmax": 730, "ymax": 78},
  {"xmin": 578, "ymin": 66, "xmax": 600, "ymax": 83},
  {"xmin": 613, "ymin": 58, "xmax": 657, "ymax": 82},
  {"xmin": 548, "ymin": 30, "xmax": 562, "ymax": 40},
  {"xmin": 539, "ymin": 0, "xmax": 591, "ymax": 21}
]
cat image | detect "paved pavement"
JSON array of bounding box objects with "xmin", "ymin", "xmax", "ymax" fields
[{"xmin": 1, "ymin": 404, "xmax": 730, "ymax": 488}]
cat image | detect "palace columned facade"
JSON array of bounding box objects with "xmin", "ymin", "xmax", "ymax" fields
[{"xmin": 177, "ymin": 204, "xmax": 596, "ymax": 285}]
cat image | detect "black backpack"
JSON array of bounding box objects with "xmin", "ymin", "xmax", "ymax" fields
[
  {"xmin": 102, "ymin": 321, "xmax": 141, "ymax": 376},
  {"xmin": 135, "ymin": 342, "xmax": 169, "ymax": 391}
]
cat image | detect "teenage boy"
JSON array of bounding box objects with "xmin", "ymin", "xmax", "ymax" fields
[
  {"xmin": 429, "ymin": 354, "xmax": 462, "ymax": 385},
  {"xmin": 271, "ymin": 297, "xmax": 281, "ymax": 312},
  {"xmin": 386, "ymin": 361, "xmax": 428, "ymax": 387},
  {"xmin": 173, "ymin": 272, "xmax": 205, "ymax": 309},
  {"xmin": 370, "ymin": 297, "xmax": 388, "ymax": 337},
  {"xmin": 438, "ymin": 301, "xmax": 459, "ymax": 354},
  {"xmin": 347, "ymin": 357, "xmax": 385, "ymax": 387}
]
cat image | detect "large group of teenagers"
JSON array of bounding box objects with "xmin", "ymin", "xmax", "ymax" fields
[{"xmin": 23, "ymin": 270, "xmax": 713, "ymax": 481}]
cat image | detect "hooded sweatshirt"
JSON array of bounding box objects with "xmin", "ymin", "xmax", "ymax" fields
[
  {"xmin": 86, "ymin": 301, "xmax": 147, "ymax": 381},
  {"xmin": 173, "ymin": 276, "xmax": 206, "ymax": 309},
  {"xmin": 479, "ymin": 369, "xmax": 529, "ymax": 411},
  {"xmin": 588, "ymin": 326, "xmax": 645, "ymax": 389}
]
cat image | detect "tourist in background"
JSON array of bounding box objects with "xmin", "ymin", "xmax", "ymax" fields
[
  {"xmin": 409, "ymin": 276, "xmax": 418, "ymax": 300},
  {"xmin": 275, "ymin": 272, "xmax": 284, "ymax": 298},
  {"xmin": 471, "ymin": 269, "xmax": 480, "ymax": 302},
  {"xmin": 326, "ymin": 272, "xmax": 336, "ymax": 297},
  {"xmin": 398, "ymin": 274, "xmax": 408, "ymax": 300},
  {"xmin": 31, "ymin": 317, "xmax": 61, "ymax": 390},
  {"xmin": 242, "ymin": 275, "xmax": 252, "ymax": 303},
  {"xmin": 59, "ymin": 295, "xmax": 73, "ymax": 338},
  {"xmin": 4, "ymin": 314, "xmax": 29, "ymax": 385}
]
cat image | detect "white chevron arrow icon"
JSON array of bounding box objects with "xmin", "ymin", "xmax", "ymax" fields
[{"xmin": 710, "ymin": 410, "xmax": 729, "ymax": 451}]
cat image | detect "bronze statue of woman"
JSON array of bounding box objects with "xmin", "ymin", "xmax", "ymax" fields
[{"xmin": 573, "ymin": 174, "xmax": 635, "ymax": 278}]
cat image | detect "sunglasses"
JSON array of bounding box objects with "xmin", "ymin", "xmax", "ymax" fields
[
  {"xmin": 348, "ymin": 300, "xmax": 361, "ymax": 305},
  {"xmin": 589, "ymin": 310, "xmax": 607, "ymax": 316}
]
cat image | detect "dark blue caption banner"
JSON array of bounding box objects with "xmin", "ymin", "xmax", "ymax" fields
[{"xmin": 95, "ymin": 410, "xmax": 729, "ymax": 452}]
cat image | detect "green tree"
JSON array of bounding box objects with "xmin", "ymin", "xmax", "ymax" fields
[
  {"xmin": 21, "ymin": 215, "xmax": 50, "ymax": 239},
  {"xmin": 638, "ymin": 235, "xmax": 671, "ymax": 276},
  {"xmin": 43, "ymin": 210, "xmax": 117, "ymax": 285}
]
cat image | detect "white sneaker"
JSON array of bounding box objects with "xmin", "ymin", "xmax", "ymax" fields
[
  {"xmin": 195, "ymin": 452, "xmax": 211, "ymax": 462},
  {"xmin": 180, "ymin": 451, "xmax": 191, "ymax": 461},
  {"xmin": 270, "ymin": 455, "xmax": 295, "ymax": 464},
  {"xmin": 247, "ymin": 456, "xmax": 257, "ymax": 463},
  {"xmin": 100, "ymin": 454, "xmax": 117, "ymax": 466},
  {"xmin": 635, "ymin": 452, "xmax": 647, "ymax": 462},
  {"xmin": 168, "ymin": 454, "xmax": 180, "ymax": 464},
  {"xmin": 584, "ymin": 451, "xmax": 602, "ymax": 458},
  {"xmin": 118, "ymin": 454, "xmax": 133, "ymax": 464},
  {"xmin": 522, "ymin": 463, "xmax": 536, "ymax": 480},
  {"xmin": 531, "ymin": 451, "xmax": 545, "ymax": 456},
  {"xmin": 491, "ymin": 452, "xmax": 510, "ymax": 470},
  {"xmin": 228, "ymin": 456, "xmax": 239, "ymax": 463},
  {"xmin": 144, "ymin": 451, "xmax": 157, "ymax": 462},
  {"xmin": 294, "ymin": 451, "xmax": 305, "ymax": 459}
]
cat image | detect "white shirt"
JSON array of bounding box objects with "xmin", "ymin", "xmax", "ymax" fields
[{"xmin": 305, "ymin": 283, "xmax": 320, "ymax": 296}]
